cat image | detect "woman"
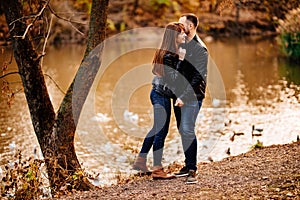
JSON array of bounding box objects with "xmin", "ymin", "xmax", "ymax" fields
[{"xmin": 133, "ymin": 22, "xmax": 186, "ymax": 179}]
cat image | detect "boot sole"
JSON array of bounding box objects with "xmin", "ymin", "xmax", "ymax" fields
[
  {"xmin": 132, "ymin": 166, "xmax": 151, "ymax": 173},
  {"xmin": 186, "ymin": 180, "xmax": 198, "ymax": 184},
  {"xmin": 174, "ymin": 173, "xmax": 189, "ymax": 177},
  {"xmin": 152, "ymin": 176, "xmax": 176, "ymax": 180},
  {"xmin": 132, "ymin": 167, "xmax": 152, "ymax": 175}
]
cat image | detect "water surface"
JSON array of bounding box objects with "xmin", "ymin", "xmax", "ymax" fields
[{"xmin": 0, "ymin": 35, "xmax": 299, "ymax": 185}]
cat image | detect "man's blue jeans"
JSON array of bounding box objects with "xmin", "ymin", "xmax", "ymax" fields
[
  {"xmin": 173, "ymin": 99, "xmax": 202, "ymax": 171},
  {"xmin": 139, "ymin": 89, "xmax": 171, "ymax": 166}
]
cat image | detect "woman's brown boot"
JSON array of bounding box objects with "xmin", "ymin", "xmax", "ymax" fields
[
  {"xmin": 152, "ymin": 166, "xmax": 176, "ymax": 180},
  {"xmin": 132, "ymin": 156, "xmax": 151, "ymax": 173}
]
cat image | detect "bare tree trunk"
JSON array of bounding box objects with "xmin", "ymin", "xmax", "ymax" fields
[
  {"xmin": 234, "ymin": 0, "xmax": 241, "ymax": 35},
  {"xmin": 133, "ymin": 0, "xmax": 139, "ymax": 14},
  {"xmin": 1, "ymin": 0, "xmax": 60, "ymax": 190},
  {"xmin": 84, "ymin": 0, "xmax": 109, "ymax": 59},
  {"xmin": 1, "ymin": 0, "xmax": 109, "ymax": 193},
  {"xmin": 54, "ymin": 0, "xmax": 109, "ymax": 190},
  {"xmin": 234, "ymin": 0, "xmax": 240, "ymax": 24}
]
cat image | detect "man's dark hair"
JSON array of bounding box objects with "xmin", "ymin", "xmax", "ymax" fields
[{"xmin": 181, "ymin": 13, "xmax": 198, "ymax": 28}]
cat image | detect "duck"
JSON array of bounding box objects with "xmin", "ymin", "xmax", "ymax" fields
[
  {"xmin": 224, "ymin": 119, "xmax": 232, "ymax": 127},
  {"xmin": 252, "ymin": 125, "xmax": 263, "ymax": 137},
  {"xmin": 226, "ymin": 147, "xmax": 231, "ymax": 155},
  {"xmin": 230, "ymin": 131, "xmax": 245, "ymax": 142}
]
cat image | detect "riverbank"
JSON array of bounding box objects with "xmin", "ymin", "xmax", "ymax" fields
[
  {"xmin": 56, "ymin": 141, "xmax": 300, "ymax": 199},
  {"xmin": 1, "ymin": 1, "xmax": 300, "ymax": 46}
]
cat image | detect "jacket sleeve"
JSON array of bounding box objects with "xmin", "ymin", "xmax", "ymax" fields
[
  {"xmin": 179, "ymin": 44, "xmax": 208, "ymax": 102},
  {"xmin": 163, "ymin": 54, "xmax": 183, "ymax": 89}
]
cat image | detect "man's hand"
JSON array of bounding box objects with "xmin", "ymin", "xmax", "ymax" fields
[{"xmin": 175, "ymin": 98, "xmax": 184, "ymax": 107}]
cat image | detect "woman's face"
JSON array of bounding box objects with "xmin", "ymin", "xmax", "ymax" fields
[
  {"xmin": 176, "ymin": 31, "xmax": 186, "ymax": 45},
  {"xmin": 179, "ymin": 16, "xmax": 190, "ymax": 35}
]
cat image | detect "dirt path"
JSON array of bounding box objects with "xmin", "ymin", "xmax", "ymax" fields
[{"xmin": 57, "ymin": 141, "xmax": 300, "ymax": 199}]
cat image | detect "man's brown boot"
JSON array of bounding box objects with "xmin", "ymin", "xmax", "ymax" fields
[
  {"xmin": 132, "ymin": 156, "xmax": 151, "ymax": 173},
  {"xmin": 152, "ymin": 166, "xmax": 176, "ymax": 180}
]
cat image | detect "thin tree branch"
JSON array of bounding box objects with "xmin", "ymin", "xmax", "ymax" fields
[
  {"xmin": 10, "ymin": 1, "xmax": 87, "ymax": 40},
  {"xmin": 7, "ymin": 81, "xmax": 22, "ymax": 85},
  {"xmin": 47, "ymin": 4, "xmax": 87, "ymax": 25},
  {"xmin": 13, "ymin": 88, "xmax": 23, "ymax": 95},
  {"xmin": 47, "ymin": 4, "xmax": 87, "ymax": 37},
  {"xmin": 44, "ymin": 73, "xmax": 66, "ymax": 95},
  {"xmin": 68, "ymin": 21, "xmax": 85, "ymax": 36},
  {"xmin": 5, "ymin": 48, "xmax": 14, "ymax": 67},
  {"xmin": 41, "ymin": 14, "xmax": 53, "ymax": 66},
  {"xmin": 19, "ymin": 23, "xmax": 33, "ymax": 39},
  {"xmin": 0, "ymin": 71, "xmax": 19, "ymax": 79},
  {"xmin": 11, "ymin": 0, "xmax": 50, "ymax": 39},
  {"xmin": 0, "ymin": 48, "xmax": 14, "ymax": 72},
  {"xmin": 10, "ymin": 1, "xmax": 50, "ymax": 25},
  {"xmin": 9, "ymin": 15, "xmax": 33, "ymax": 27}
]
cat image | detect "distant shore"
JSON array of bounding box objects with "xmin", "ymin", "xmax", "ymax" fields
[{"xmin": 1, "ymin": 1, "xmax": 297, "ymax": 46}]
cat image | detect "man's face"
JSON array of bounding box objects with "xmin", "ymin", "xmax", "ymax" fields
[{"xmin": 179, "ymin": 16, "xmax": 190, "ymax": 35}]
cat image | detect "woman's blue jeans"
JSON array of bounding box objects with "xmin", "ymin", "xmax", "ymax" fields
[
  {"xmin": 139, "ymin": 89, "xmax": 171, "ymax": 166},
  {"xmin": 173, "ymin": 99, "xmax": 202, "ymax": 171}
]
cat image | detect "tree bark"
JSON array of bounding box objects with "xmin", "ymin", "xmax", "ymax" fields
[
  {"xmin": 54, "ymin": 0, "xmax": 109, "ymax": 190},
  {"xmin": 1, "ymin": 0, "xmax": 60, "ymax": 190},
  {"xmin": 1, "ymin": 0, "xmax": 109, "ymax": 193}
]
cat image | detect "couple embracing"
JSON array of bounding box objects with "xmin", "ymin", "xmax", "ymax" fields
[{"xmin": 133, "ymin": 13, "xmax": 208, "ymax": 184}]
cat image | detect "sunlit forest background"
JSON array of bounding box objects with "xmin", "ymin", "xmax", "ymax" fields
[{"xmin": 1, "ymin": 0, "xmax": 299, "ymax": 59}]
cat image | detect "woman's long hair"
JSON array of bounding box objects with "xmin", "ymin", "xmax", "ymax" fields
[{"xmin": 152, "ymin": 22, "xmax": 185, "ymax": 77}]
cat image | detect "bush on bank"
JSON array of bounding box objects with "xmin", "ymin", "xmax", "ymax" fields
[{"xmin": 277, "ymin": 7, "xmax": 300, "ymax": 62}]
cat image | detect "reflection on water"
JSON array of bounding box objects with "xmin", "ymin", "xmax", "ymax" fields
[
  {"xmin": 1, "ymin": 36, "xmax": 300, "ymax": 186},
  {"xmin": 278, "ymin": 58, "xmax": 300, "ymax": 84}
]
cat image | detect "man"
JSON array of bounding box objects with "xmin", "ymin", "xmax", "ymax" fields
[{"xmin": 173, "ymin": 13, "xmax": 208, "ymax": 184}]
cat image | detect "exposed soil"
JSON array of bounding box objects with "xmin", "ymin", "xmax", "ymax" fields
[{"xmin": 56, "ymin": 141, "xmax": 300, "ymax": 199}]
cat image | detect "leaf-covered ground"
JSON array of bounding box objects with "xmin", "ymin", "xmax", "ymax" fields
[{"xmin": 56, "ymin": 141, "xmax": 300, "ymax": 199}]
